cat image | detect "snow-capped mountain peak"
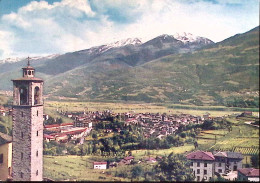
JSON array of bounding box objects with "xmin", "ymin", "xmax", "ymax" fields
[
  {"xmin": 89, "ymin": 38, "xmax": 142, "ymax": 54},
  {"xmin": 0, "ymin": 54, "xmax": 60, "ymax": 64},
  {"xmin": 173, "ymin": 32, "xmax": 213, "ymax": 44},
  {"xmin": 107, "ymin": 38, "xmax": 142, "ymax": 48}
]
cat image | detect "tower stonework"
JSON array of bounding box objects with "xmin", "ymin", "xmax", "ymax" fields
[{"xmin": 12, "ymin": 58, "xmax": 43, "ymax": 181}]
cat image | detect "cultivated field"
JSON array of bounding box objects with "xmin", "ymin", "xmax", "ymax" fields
[{"xmin": 44, "ymin": 100, "xmax": 259, "ymax": 117}]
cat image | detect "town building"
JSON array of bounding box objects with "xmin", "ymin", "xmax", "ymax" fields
[
  {"xmin": 0, "ymin": 132, "xmax": 12, "ymax": 181},
  {"xmin": 93, "ymin": 162, "xmax": 107, "ymax": 169},
  {"xmin": 186, "ymin": 150, "xmax": 243, "ymax": 182},
  {"xmin": 11, "ymin": 58, "xmax": 44, "ymax": 181},
  {"xmin": 237, "ymin": 168, "xmax": 260, "ymax": 182},
  {"xmin": 213, "ymin": 151, "xmax": 243, "ymax": 173},
  {"xmin": 186, "ymin": 151, "xmax": 215, "ymax": 181}
]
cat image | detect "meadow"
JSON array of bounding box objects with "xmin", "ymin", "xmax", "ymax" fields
[{"xmin": 44, "ymin": 100, "xmax": 259, "ymax": 117}]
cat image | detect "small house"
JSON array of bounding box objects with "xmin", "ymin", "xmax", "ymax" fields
[
  {"xmin": 238, "ymin": 168, "xmax": 259, "ymax": 182},
  {"xmin": 93, "ymin": 162, "xmax": 107, "ymax": 169}
]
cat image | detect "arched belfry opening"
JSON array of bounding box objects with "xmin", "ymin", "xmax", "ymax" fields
[
  {"xmin": 20, "ymin": 86, "xmax": 28, "ymax": 105},
  {"xmin": 34, "ymin": 86, "xmax": 40, "ymax": 105}
]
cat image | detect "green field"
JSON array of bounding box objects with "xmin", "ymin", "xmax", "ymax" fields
[
  {"xmin": 130, "ymin": 145, "xmax": 195, "ymax": 160},
  {"xmin": 45, "ymin": 100, "xmax": 259, "ymax": 117},
  {"xmin": 43, "ymin": 155, "xmax": 126, "ymax": 181},
  {"xmin": 196, "ymin": 116, "xmax": 259, "ymax": 155},
  {"xmin": 43, "ymin": 144, "xmax": 195, "ymax": 181}
]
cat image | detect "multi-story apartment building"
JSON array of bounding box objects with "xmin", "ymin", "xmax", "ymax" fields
[
  {"xmin": 187, "ymin": 151, "xmax": 215, "ymax": 181},
  {"xmin": 214, "ymin": 151, "xmax": 243, "ymax": 174},
  {"xmin": 187, "ymin": 150, "xmax": 243, "ymax": 182}
]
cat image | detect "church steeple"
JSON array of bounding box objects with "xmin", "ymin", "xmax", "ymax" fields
[
  {"xmin": 22, "ymin": 57, "xmax": 35, "ymax": 78},
  {"xmin": 11, "ymin": 56, "xmax": 44, "ymax": 181}
]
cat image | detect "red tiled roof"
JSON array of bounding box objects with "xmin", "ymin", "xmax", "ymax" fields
[
  {"xmin": 93, "ymin": 162, "xmax": 107, "ymax": 165},
  {"xmin": 43, "ymin": 134, "xmax": 55, "ymax": 139},
  {"xmin": 238, "ymin": 168, "xmax": 260, "ymax": 177},
  {"xmin": 126, "ymin": 118, "xmax": 136, "ymax": 122},
  {"xmin": 44, "ymin": 123, "xmax": 73, "ymax": 129},
  {"xmin": 60, "ymin": 123, "xmax": 73, "ymax": 126},
  {"xmin": 44, "ymin": 124, "xmax": 60, "ymax": 128},
  {"xmin": 145, "ymin": 157, "xmax": 157, "ymax": 161},
  {"xmin": 186, "ymin": 151, "xmax": 215, "ymax": 161},
  {"xmin": 52, "ymin": 128, "xmax": 87, "ymax": 136},
  {"xmin": 124, "ymin": 156, "xmax": 134, "ymax": 160}
]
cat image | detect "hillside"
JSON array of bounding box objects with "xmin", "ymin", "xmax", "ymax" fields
[
  {"xmin": 0, "ymin": 27, "xmax": 259, "ymax": 106},
  {"xmin": 44, "ymin": 27, "xmax": 259, "ymax": 106}
]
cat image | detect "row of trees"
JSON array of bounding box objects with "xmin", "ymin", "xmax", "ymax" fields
[{"xmin": 44, "ymin": 116, "xmax": 63, "ymax": 125}]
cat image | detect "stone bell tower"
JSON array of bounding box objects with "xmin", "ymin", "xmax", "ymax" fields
[{"xmin": 11, "ymin": 57, "xmax": 43, "ymax": 181}]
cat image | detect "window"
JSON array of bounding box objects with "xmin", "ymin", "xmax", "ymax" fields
[
  {"xmin": 204, "ymin": 170, "xmax": 207, "ymax": 174},
  {"xmin": 36, "ymin": 170, "xmax": 38, "ymax": 176},
  {"xmin": 20, "ymin": 87, "xmax": 28, "ymax": 105},
  {"xmin": 21, "ymin": 152, "xmax": 23, "ymax": 160},
  {"xmin": 191, "ymin": 162, "xmax": 193, "ymax": 166},
  {"xmin": 197, "ymin": 176, "xmax": 200, "ymax": 181},
  {"xmin": 34, "ymin": 87, "xmax": 40, "ymax": 105},
  {"xmin": 37, "ymin": 110, "xmax": 39, "ymax": 116},
  {"xmin": 197, "ymin": 162, "xmax": 200, "ymax": 167},
  {"xmin": 8, "ymin": 167, "xmax": 11, "ymax": 176},
  {"xmin": 197, "ymin": 169, "xmax": 200, "ymax": 174},
  {"xmin": 218, "ymin": 162, "xmax": 221, "ymax": 167},
  {"xmin": 0, "ymin": 154, "xmax": 3, "ymax": 163},
  {"xmin": 234, "ymin": 166, "xmax": 237, "ymax": 171},
  {"xmin": 28, "ymin": 71, "xmax": 31, "ymax": 75},
  {"xmin": 20, "ymin": 172, "xmax": 24, "ymax": 178},
  {"xmin": 204, "ymin": 163, "xmax": 207, "ymax": 167},
  {"xmin": 37, "ymin": 131, "xmax": 39, "ymax": 136},
  {"xmin": 218, "ymin": 169, "xmax": 222, "ymax": 173},
  {"xmin": 36, "ymin": 151, "xmax": 38, "ymax": 157}
]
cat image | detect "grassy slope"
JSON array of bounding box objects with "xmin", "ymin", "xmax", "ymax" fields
[{"xmin": 44, "ymin": 27, "xmax": 259, "ymax": 105}]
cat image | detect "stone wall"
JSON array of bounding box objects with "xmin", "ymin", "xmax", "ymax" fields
[{"xmin": 12, "ymin": 105, "xmax": 43, "ymax": 181}]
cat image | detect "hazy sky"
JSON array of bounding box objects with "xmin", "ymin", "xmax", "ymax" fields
[{"xmin": 0, "ymin": 0, "xmax": 259, "ymax": 59}]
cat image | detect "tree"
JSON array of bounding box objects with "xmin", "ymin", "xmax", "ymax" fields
[
  {"xmin": 194, "ymin": 141, "xmax": 198, "ymax": 149},
  {"xmin": 251, "ymin": 154, "xmax": 259, "ymax": 168},
  {"xmin": 155, "ymin": 153, "xmax": 194, "ymax": 181},
  {"xmin": 131, "ymin": 165, "xmax": 143, "ymax": 180},
  {"xmin": 57, "ymin": 117, "xmax": 63, "ymax": 124},
  {"xmin": 92, "ymin": 133, "xmax": 98, "ymax": 140}
]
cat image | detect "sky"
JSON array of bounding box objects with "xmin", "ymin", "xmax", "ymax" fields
[{"xmin": 0, "ymin": 0, "xmax": 259, "ymax": 59}]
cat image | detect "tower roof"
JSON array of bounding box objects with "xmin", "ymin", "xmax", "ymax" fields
[{"xmin": 12, "ymin": 56, "xmax": 43, "ymax": 82}]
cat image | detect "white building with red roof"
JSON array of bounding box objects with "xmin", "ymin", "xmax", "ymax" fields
[
  {"xmin": 93, "ymin": 162, "xmax": 107, "ymax": 169},
  {"xmin": 186, "ymin": 150, "xmax": 215, "ymax": 181},
  {"xmin": 187, "ymin": 150, "xmax": 244, "ymax": 182},
  {"xmin": 238, "ymin": 168, "xmax": 259, "ymax": 182}
]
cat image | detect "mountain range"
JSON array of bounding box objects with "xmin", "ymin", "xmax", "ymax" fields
[{"xmin": 0, "ymin": 28, "xmax": 258, "ymax": 106}]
